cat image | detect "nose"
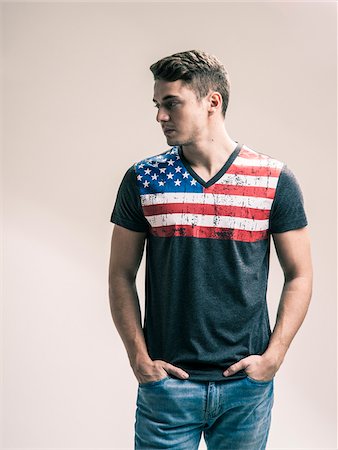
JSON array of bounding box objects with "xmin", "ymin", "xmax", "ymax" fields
[{"xmin": 156, "ymin": 107, "xmax": 170, "ymax": 123}]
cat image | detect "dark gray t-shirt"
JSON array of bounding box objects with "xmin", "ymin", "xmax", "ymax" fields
[{"xmin": 110, "ymin": 143, "xmax": 308, "ymax": 381}]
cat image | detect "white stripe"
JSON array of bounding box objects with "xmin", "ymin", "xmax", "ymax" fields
[
  {"xmin": 233, "ymin": 156, "xmax": 284, "ymax": 169},
  {"xmin": 146, "ymin": 213, "xmax": 269, "ymax": 231},
  {"xmin": 217, "ymin": 174, "xmax": 279, "ymax": 188},
  {"xmin": 141, "ymin": 192, "xmax": 274, "ymax": 210}
]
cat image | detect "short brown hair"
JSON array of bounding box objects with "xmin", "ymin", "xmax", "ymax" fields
[{"xmin": 149, "ymin": 49, "xmax": 230, "ymax": 117}]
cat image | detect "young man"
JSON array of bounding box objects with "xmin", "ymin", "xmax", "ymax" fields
[{"xmin": 108, "ymin": 50, "xmax": 313, "ymax": 449}]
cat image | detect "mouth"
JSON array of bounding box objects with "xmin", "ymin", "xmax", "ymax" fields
[{"xmin": 164, "ymin": 129, "xmax": 175, "ymax": 135}]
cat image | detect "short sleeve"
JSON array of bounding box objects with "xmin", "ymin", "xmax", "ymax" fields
[
  {"xmin": 110, "ymin": 165, "xmax": 150, "ymax": 232},
  {"xmin": 269, "ymin": 164, "xmax": 308, "ymax": 233}
]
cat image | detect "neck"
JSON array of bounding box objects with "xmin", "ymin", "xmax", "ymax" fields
[{"xmin": 180, "ymin": 125, "xmax": 238, "ymax": 172}]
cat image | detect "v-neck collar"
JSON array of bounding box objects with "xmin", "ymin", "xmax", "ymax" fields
[{"xmin": 178, "ymin": 141, "xmax": 242, "ymax": 188}]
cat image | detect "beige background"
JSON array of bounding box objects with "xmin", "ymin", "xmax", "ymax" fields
[{"xmin": 1, "ymin": 2, "xmax": 337, "ymax": 449}]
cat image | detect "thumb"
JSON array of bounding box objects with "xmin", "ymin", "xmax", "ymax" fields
[
  {"xmin": 223, "ymin": 357, "xmax": 249, "ymax": 377},
  {"xmin": 166, "ymin": 363, "xmax": 190, "ymax": 379}
]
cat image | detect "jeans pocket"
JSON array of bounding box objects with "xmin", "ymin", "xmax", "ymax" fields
[
  {"xmin": 245, "ymin": 375, "xmax": 274, "ymax": 385},
  {"xmin": 138, "ymin": 375, "xmax": 171, "ymax": 387}
]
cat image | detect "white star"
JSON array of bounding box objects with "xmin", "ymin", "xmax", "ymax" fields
[
  {"xmin": 174, "ymin": 179, "xmax": 182, "ymax": 186},
  {"xmin": 143, "ymin": 180, "xmax": 150, "ymax": 188},
  {"xmin": 158, "ymin": 180, "xmax": 165, "ymax": 186},
  {"xmin": 159, "ymin": 167, "xmax": 166, "ymax": 173},
  {"xmin": 151, "ymin": 173, "xmax": 158, "ymax": 180},
  {"xmin": 168, "ymin": 159, "xmax": 175, "ymax": 166},
  {"xmin": 175, "ymin": 166, "xmax": 182, "ymax": 173},
  {"xmin": 182, "ymin": 171, "xmax": 189, "ymax": 178},
  {"xmin": 176, "ymin": 155, "xmax": 180, "ymax": 159},
  {"xmin": 144, "ymin": 168, "xmax": 151, "ymax": 175},
  {"xmin": 138, "ymin": 163, "xmax": 144, "ymax": 169},
  {"xmin": 167, "ymin": 172, "xmax": 174, "ymax": 179},
  {"xmin": 137, "ymin": 174, "xmax": 143, "ymax": 181},
  {"xmin": 152, "ymin": 162, "xmax": 159, "ymax": 168},
  {"xmin": 190, "ymin": 179, "xmax": 197, "ymax": 186}
]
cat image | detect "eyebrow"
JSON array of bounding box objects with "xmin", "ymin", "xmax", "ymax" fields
[{"xmin": 152, "ymin": 95, "xmax": 181, "ymax": 103}]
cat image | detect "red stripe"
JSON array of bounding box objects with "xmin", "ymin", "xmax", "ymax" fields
[
  {"xmin": 239, "ymin": 148, "xmax": 270, "ymax": 160},
  {"xmin": 143, "ymin": 203, "xmax": 271, "ymax": 220},
  {"xmin": 227, "ymin": 164, "xmax": 281, "ymax": 177},
  {"xmin": 149, "ymin": 225, "xmax": 269, "ymax": 242},
  {"xmin": 204, "ymin": 184, "xmax": 276, "ymax": 198}
]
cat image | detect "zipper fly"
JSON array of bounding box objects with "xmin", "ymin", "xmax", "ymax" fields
[{"xmin": 204, "ymin": 382, "xmax": 221, "ymax": 420}]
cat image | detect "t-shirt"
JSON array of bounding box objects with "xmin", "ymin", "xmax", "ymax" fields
[{"xmin": 110, "ymin": 142, "xmax": 308, "ymax": 382}]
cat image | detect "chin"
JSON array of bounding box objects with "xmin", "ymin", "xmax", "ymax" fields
[
  {"xmin": 166, "ymin": 137, "xmax": 180, "ymax": 146},
  {"xmin": 167, "ymin": 134, "xmax": 184, "ymax": 145}
]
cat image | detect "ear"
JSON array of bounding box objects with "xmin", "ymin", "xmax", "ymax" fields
[{"xmin": 208, "ymin": 91, "xmax": 223, "ymax": 115}]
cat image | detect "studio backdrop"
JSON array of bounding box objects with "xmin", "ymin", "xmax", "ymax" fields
[{"xmin": 1, "ymin": 2, "xmax": 336, "ymax": 449}]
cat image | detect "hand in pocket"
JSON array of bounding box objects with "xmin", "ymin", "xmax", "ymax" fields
[{"xmin": 134, "ymin": 359, "xmax": 190, "ymax": 384}]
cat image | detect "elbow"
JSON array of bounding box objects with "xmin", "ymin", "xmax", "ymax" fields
[
  {"xmin": 283, "ymin": 269, "xmax": 313, "ymax": 302},
  {"xmin": 283, "ymin": 257, "xmax": 313, "ymax": 285},
  {"xmin": 108, "ymin": 261, "xmax": 137, "ymax": 286},
  {"xmin": 108, "ymin": 270, "xmax": 136, "ymax": 300}
]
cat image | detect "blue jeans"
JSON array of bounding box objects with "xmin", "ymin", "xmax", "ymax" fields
[{"xmin": 134, "ymin": 375, "xmax": 274, "ymax": 449}]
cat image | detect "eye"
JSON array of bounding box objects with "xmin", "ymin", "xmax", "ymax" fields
[
  {"xmin": 153, "ymin": 102, "xmax": 179, "ymax": 110},
  {"xmin": 167, "ymin": 101, "xmax": 178, "ymax": 109}
]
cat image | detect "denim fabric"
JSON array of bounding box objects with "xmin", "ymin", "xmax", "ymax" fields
[{"xmin": 134, "ymin": 375, "xmax": 274, "ymax": 450}]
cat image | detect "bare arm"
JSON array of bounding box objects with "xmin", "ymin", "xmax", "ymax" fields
[
  {"xmin": 263, "ymin": 225, "xmax": 313, "ymax": 367},
  {"xmin": 108, "ymin": 224, "xmax": 190, "ymax": 382},
  {"xmin": 108, "ymin": 224, "xmax": 150, "ymax": 367},
  {"xmin": 224, "ymin": 225, "xmax": 313, "ymax": 380}
]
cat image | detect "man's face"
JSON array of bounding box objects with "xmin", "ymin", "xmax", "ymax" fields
[{"xmin": 152, "ymin": 79, "xmax": 210, "ymax": 146}]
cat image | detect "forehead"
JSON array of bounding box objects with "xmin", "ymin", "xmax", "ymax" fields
[{"xmin": 153, "ymin": 79, "xmax": 195, "ymax": 102}]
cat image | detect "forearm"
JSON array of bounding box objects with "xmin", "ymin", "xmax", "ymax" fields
[
  {"xmin": 109, "ymin": 275, "xmax": 151, "ymax": 368},
  {"xmin": 264, "ymin": 274, "xmax": 312, "ymax": 367}
]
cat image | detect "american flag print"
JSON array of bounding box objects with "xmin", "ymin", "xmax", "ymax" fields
[{"xmin": 134, "ymin": 144, "xmax": 284, "ymax": 242}]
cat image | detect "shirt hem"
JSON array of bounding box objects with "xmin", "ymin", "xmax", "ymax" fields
[
  {"xmin": 269, "ymin": 219, "xmax": 308, "ymax": 233},
  {"xmin": 169, "ymin": 369, "xmax": 248, "ymax": 382},
  {"xmin": 110, "ymin": 215, "xmax": 148, "ymax": 232}
]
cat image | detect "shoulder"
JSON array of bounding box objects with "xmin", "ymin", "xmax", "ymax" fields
[
  {"xmin": 118, "ymin": 147, "xmax": 176, "ymax": 183},
  {"xmin": 133, "ymin": 147, "xmax": 178, "ymax": 172},
  {"xmin": 238, "ymin": 144, "xmax": 285, "ymax": 170}
]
